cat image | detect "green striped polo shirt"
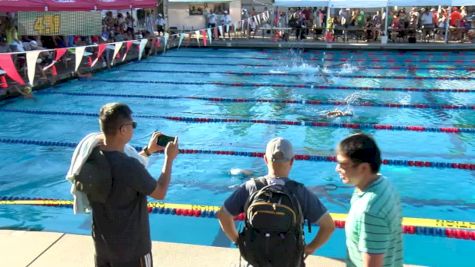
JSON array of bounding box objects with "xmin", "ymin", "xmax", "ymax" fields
[{"xmin": 345, "ymin": 176, "xmax": 403, "ymax": 267}]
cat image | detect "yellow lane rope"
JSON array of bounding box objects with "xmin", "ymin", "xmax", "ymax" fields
[{"xmin": 1, "ymin": 199, "xmax": 474, "ymax": 230}]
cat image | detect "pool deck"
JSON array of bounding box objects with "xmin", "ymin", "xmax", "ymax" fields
[{"xmin": 1, "ymin": 230, "xmax": 425, "ymax": 267}]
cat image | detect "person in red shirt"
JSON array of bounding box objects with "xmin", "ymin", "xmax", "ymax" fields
[
  {"xmin": 450, "ymin": 7, "xmax": 463, "ymax": 27},
  {"xmin": 450, "ymin": 7, "xmax": 463, "ymax": 41}
]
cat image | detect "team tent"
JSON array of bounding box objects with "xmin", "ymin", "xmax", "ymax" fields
[
  {"xmin": 274, "ymin": 0, "xmax": 474, "ymax": 7},
  {"xmin": 43, "ymin": 0, "xmax": 97, "ymax": 11},
  {"xmin": 328, "ymin": 0, "xmax": 387, "ymax": 8},
  {"xmin": 0, "ymin": 0, "xmax": 47, "ymax": 12},
  {"xmin": 0, "ymin": 0, "xmax": 157, "ymax": 12},
  {"xmin": 274, "ymin": 0, "xmax": 329, "ymax": 7}
]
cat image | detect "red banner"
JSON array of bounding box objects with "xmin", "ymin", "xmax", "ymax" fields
[{"xmin": 0, "ymin": 54, "xmax": 26, "ymax": 86}]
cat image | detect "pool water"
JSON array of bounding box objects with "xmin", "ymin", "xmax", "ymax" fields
[{"xmin": 0, "ymin": 48, "xmax": 474, "ymax": 266}]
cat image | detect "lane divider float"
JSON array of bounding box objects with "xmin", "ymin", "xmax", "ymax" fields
[
  {"xmin": 140, "ymin": 61, "xmax": 475, "ymax": 71},
  {"xmin": 123, "ymin": 69, "xmax": 475, "ymax": 81},
  {"xmin": 0, "ymin": 198, "xmax": 474, "ymax": 240},
  {"xmin": 1, "ymin": 108, "xmax": 473, "ymax": 134},
  {"xmin": 0, "ymin": 138, "xmax": 473, "ymax": 170},
  {"xmin": 157, "ymin": 55, "xmax": 475, "ymax": 64},
  {"xmin": 40, "ymin": 91, "xmax": 475, "ymax": 110},
  {"xmin": 89, "ymin": 79, "xmax": 475, "ymax": 93}
]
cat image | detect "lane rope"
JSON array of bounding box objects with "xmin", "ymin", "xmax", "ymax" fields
[
  {"xmin": 123, "ymin": 69, "xmax": 475, "ymax": 81},
  {"xmin": 89, "ymin": 79, "xmax": 475, "ymax": 93},
  {"xmin": 40, "ymin": 91, "xmax": 475, "ymax": 110},
  {"xmin": 157, "ymin": 54, "xmax": 475, "ymax": 64},
  {"xmin": 0, "ymin": 198, "xmax": 474, "ymax": 240},
  {"xmin": 186, "ymin": 49, "xmax": 471, "ymax": 58},
  {"xmin": 0, "ymin": 138, "xmax": 473, "ymax": 170},
  {"xmin": 1, "ymin": 108, "xmax": 474, "ymax": 134},
  {"xmin": 139, "ymin": 61, "xmax": 475, "ymax": 71}
]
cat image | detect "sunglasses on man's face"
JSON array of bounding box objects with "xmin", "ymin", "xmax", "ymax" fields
[{"xmin": 121, "ymin": 121, "xmax": 137, "ymax": 129}]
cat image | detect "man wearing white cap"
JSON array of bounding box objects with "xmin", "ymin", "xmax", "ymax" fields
[{"xmin": 217, "ymin": 137, "xmax": 335, "ymax": 266}]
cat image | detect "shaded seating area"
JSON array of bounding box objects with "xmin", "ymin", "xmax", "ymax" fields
[{"xmin": 273, "ymin": 0, "xmax": 475, "ymax": 44}]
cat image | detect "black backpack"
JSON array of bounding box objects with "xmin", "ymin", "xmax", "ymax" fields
[{"xmin": 237, "ymin": 177, "xmax": 305, "ymax": 267}]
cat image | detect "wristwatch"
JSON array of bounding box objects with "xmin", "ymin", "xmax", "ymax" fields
[{"xmin": 143, "ymin": 146, "xmax": 152, "ymax": 157}]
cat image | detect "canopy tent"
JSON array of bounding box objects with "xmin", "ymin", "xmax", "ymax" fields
[
  {"xmin": 273, "ymin": 0, "xmax": 475, "ymax": 7},
  {"xmin": 44, "ymin": 0, "xmax": 96, "ymax": 11},
  {"xmin": 0, "ymin": 0, "xmax": 47, "ymax": 12},
  {"xmin": 387, "ymin": 0, "xmax": 452, "ymax": 6},
  {"xmin": 168, "ymin": 0, "xmax": 233, "ymax": 2},
  {"xmin": 95, "ymin": 0, "xmax": 132, "ymax": 10},
  {"xmin": 0, "ymin": 0, "xmax": 157, "ymax": 12},
  {"xmin": 273, "ymin": 0, "xmax": 329, "ymax": 7},
  {"xmin": 129, "ymin": 0, "xmax": 158, "ymax": 8},
  {"xmin": 329, "ymin": 0, "xmax": 388, "ymax": 8},
  {"xmin": 451, "ymin": 0, "xmax": 475, "ymax": 5}
]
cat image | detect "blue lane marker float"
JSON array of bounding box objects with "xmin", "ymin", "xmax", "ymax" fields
[
  {"xmin": 0, "ymin": 108, "xmax": 473, "ymax": 134},
  {"xmin": 139, "ymin": 61, "xmax": 475, "ymax": 71},
  {"xmin": 0, "ymin": 138, "xmax": 473, "ymax": 170},
  {"xmin": 123, "ymin": 69, "xmax": 475, "ymax": 81},
  {"xmin": 39, "ymin": 91, "xmax": 475, "ymax": 110},
  {"xmin": 156, "ymin": 54, "xmax": 475, "ymax": 64},
  {"xmin": 89, "ymin": 79, "xmax": 475, "ymax": 93}
]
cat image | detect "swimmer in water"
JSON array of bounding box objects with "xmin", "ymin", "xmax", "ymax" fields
[
  {"xmin": 325, "ymin": 109, "xmax": 353, "ymax": 118},
  {"xmin": 229, "ymin": 168, "xmax": 254, "ymax": 177},
  {"xmin": 316, "ymin": 62, "xmax": 348, "ymax": 84},
  {"xmin": 13, "ymin": 85, "xmax": 34, "ymax": 98}
]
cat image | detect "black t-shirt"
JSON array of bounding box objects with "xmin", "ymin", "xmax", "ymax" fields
[
  {"xmin": 91, "ymin": 151, "xmax": 156, "ymax": 262},
  {"xmin": 223, "ymin": 176, "xmax": 328, "ymax": 224}
]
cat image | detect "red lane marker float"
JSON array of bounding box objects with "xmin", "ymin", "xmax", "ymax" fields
[
  {"xmin": 160, "ymin": 55, "xmax": 475, "ymax": 64},
  {"xmin": 42, "ymin": 92, "xmax": 475, "ymax": 110}
]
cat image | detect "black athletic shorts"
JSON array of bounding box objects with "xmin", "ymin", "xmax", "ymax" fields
[{"xmin": 95, "ymin": 252, "xmax": 153, "ymax": 267}]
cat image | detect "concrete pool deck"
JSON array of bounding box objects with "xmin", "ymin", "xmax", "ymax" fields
[{"xmin": 1, "ymin": 230, "xmax": 425, "ymax": 267}]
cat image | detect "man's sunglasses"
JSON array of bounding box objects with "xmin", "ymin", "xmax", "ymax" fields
[{"xmin": 121, "ymin": 121, "xmax": 137, "ymax": 129}]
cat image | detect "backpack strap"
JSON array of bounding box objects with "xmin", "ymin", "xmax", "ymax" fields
[
  {"xmin": 242, "ymin": 177, "xmax": 268, "ymax": 218},
  {"xmin": 253, "ymin": 177, "xmax": 268, "ymax": 190},
  {"xmin": 283, "ymin": 180, "xmax": 305, "ymax": 227}
]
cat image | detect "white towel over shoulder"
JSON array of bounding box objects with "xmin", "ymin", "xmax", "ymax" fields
[{"xmin": 66, "ymin": 132, "xmax": 149, "ymax": 214}]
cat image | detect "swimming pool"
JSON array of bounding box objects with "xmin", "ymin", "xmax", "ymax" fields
[{"xmin": 0, "ymin": 48, "xmax": 474, "ymax": 266}]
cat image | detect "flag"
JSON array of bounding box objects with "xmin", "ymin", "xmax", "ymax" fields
[
  {"xmin": 201, "ymin": 30, "xmax": 207, "ymax": 46},
  {"xmin": 122, "ymin": 41, "xmax": 133, "ymax": 61},
  {"xmin": 26, "ymin": 51, "xmax": 41, "ymax": 86},
  {"xmin": 195, "ymin": 31, "xmax": 200, "ymax": 47},
  {"xmin": 111, "ymin": 42, "xmax": 123, "ymax": 66},
  {"xmin": 138, "ymin": 39, "xmax": 148, "ymax": 60},
  {"xmin": 0, "ymin": 54, "xmax": 25, "ymax": 85},
  {"xmin": 207, "ymin": 28, "xmax": 212, "ymax": 44},
  {"xmin": 75, "ymin": 46, "xmax": 86, "ymax": 72},
  {"xmin": 164, "ymin": 33, "xmax": 169, "ymax": 51},
  {"xmin": 91, "ymin": 43, "xmax": 106, "ymax": 67},
  {"xmin": 178, "ymin": 33, "xmax": 185, "ymax": 48}
]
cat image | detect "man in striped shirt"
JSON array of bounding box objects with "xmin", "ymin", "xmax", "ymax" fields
[{"xmin": 336, "ymin": 133, "xmax": 403, "ymax": 267}]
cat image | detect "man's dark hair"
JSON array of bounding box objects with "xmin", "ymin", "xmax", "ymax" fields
[
  {"xmin": 99, "ymin": 103, "xmax": 132, "ymax": 136},
  {"xmin": 338, "ymin": 133, "xmax": 381, "ymax": 173}
]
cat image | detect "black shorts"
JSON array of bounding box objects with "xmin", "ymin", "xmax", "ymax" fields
[{"xmin": 95, "ymin": 252, "xmax": 153, "ymax": 267}]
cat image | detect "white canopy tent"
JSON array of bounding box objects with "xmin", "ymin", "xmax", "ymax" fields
[
  {"xmin": 387, "ymin": 0, "xmax": 452, "ymax": 6},
  {"xmin": 329, "ymin": 0, "xmax": 387, "ymax": 8},
  {"xmin": 274, "ymin": 0, "xmax": 474, "ymax": 7},
  {"xmin": 451, "ymin": 0, "xmax": 475, "ymax": 5},
  {"xmin": 273, "ymin": 0, "xmax": 329, "ymax": 7},
  {"xmin": 272, "ymin": 0, "xmax": 474, "ymax": 44}
]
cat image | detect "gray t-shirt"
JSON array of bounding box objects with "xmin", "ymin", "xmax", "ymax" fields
[
  {"xmin": 91, "ymin": 151, "xmax": 156, "ymax": 262},
  {"xmin": 223, "ymin": 176, "xmax": 328, "ymax": 224}
]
